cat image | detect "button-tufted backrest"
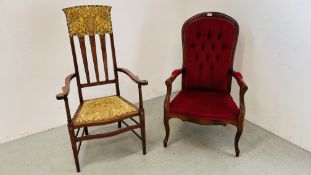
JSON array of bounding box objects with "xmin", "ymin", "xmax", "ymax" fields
[{"xmin": 182, "ymin": 12, "xmax": 239, "ymax": 92}]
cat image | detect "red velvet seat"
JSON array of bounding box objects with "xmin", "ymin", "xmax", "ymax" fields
[
  {"xmin": 163, "ymin": 12, "xmax": 248, "ymax": 157},
  {"xmin": 170, "ymin": 90, "xmax": 239, "ymax": 121}
]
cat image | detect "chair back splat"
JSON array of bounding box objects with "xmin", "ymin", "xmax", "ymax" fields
[
  {"xmin": 181, "ymin": 12, "xmax": 239, "ymax": 93},
  {"xmin": 63, "ymin": 5, "xmax": 119, "ymax": 102}
]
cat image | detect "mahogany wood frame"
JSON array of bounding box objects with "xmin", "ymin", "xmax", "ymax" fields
[
  {"xmin": 56, "ymin": 25, "xmax": 148, "ymax": 172},
  {"xmin": 163, "ymin": 12, "xmax": 248, "ymax": 157}
]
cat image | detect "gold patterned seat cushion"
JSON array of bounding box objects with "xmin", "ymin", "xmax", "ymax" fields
[{"xmin": 73, "ymin": 96, "xmax": 138, "ymax": 125}]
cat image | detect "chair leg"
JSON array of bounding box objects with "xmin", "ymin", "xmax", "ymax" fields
[
  {"xmin": 139, "ymin": 111, "xmax": 146, "ymax": 154},
  {"xmin": 234, "ymin": 128, "xmax": 243, "ymax": 157},
  {"xmin": 163, "ymin": 116, "xmax": 170, "ymax": 147},
  {"xmin": 68, "ymin": 125, "xmax": 80, "ymax": 172},
  {"xmin": 84, "ymin": 127, "xmax": 89, "ymax": 135},
  {"xmin": 118, "ymin": 121, "xmax": 122, "ymax": 128}
]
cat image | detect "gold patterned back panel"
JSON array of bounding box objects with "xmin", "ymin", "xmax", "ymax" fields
[{"xmin": 63, "ymin": 5, "xmax": 113, "ymax": 37}]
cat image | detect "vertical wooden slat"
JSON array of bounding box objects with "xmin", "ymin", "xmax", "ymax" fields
[
  {"xmin": 89, "ymin": 35, "xmax": 100, "ymax": 82},
  {"xmin": 99, "ymin": 35, "xmax": 109, "ymax": 81},
  {"xmin": 78, "ymin": 37, "xmax": 91, "ymax": 84},
  {"xmin": 109, "ymin": 33, "xmax": 120, "ymax": 95},
  {"xmin": 69, "ymin": 37, "xmax": 83, "ymax": 102}
]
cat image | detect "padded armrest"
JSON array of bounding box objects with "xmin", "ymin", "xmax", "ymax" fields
[
  {"xmin": 231, "ymin": 70, "xmax": 247, "ymax": 89},
  {"xmin": 166, "ymin": 68, "xmax": 183, "ymax": 85}
]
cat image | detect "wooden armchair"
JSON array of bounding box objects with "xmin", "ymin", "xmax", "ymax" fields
[
  {"xmin": 56, "ymin": 5, "xmax": 148, "ymax": 172},
  {"xmin": 163, "ymin": 12, "xmax": 248, "ymax": 156}
]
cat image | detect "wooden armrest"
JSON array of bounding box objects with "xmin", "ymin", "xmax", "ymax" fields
[
  {"xmin": 230, "ymin": 70, "xmax": 248, "ymax": 126},
  {"xmin": 117, "ymin": 67, "xmax": 148, "ymax": 85},
  {"xmin": 164, "ymin": 68, "xmax": 184, "ymax": 114},
  {"xmin": 165, "ymin": 68, "xmax": 183, "ymax": 85},
  {"xmin": 56, "ymin": 73, "xmax": 76, "ymax": 100},
  {"xmin": 231, "ymin": 70, "xmax": 248, "ymax": 91}
]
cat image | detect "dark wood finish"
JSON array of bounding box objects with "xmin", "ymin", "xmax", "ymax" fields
[
  {"xmin": 109, "ymin": 33, "xmax": 120, "ymax": 96},
  {"xmin": 57, "ymin": 6, "xmax": 149, "ymax": 172},
  {"xmin": 99, "ymin": 35, "xmax": 109, "ymax": 80},
  {"xmin": 117, "ymin": 68, "xmax": 148, "ymax": 85},
  {"xmin": 163, "ymin": 12, "xmax": 248, "ymax": 157},
  {"xmin": 78, "ymin": 37, "xmax": 91, "ymax": 84},
  {"xmin": 69, "ymin": 37, "xmax": 83, "ymax": 102},
  {"xmin": 89, "ymin": 35, "xmax": 100, "ymax": 82}
]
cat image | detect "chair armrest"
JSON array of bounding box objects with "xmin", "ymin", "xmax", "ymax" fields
[
  {"xmin": 117, "ymin": 67, "xmax": 148, "ymax": 86},
  {"xmin": 231, "ymin": 70, "xmax": 248, "ymax": 127},
  {"xmin": 56, "ymin": 73, "xmax": 76, "ymax": 100},
  {"xmin": 164, "ymin": 68, "xmax": 184, "ymax": 114},
  {"xmin": 166, "ymin": 69, "xmax": 183, "ymax": 85}
]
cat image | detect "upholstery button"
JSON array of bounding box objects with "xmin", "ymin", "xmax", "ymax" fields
[
  {"xmin": 211, "ymin": 44, "xmax": 215, "ymax": 50},
  {"xmin": 201, "ymin": 44, "xmax": 205, "ymax": 51},
  {"xmin": 210, "ymin": 65, "xmax": 214, "ymax": 69},
  {"xmin": 195, "ymin": 54, "xmax": 199, "ymax": 60},
  {"xmin": 191, "ymin": 43, "xmax": 196, "ymax": 49},
  {"xmin": 208, "ymin": 32, "xmax": 212, "ymax": 40},
  {"xmin": 218, "ymin": 33, "xmax": 222, "ymax": 40},
  {"xmin": 197, "ymin": 32, "xmax": 201, "ymax": 39},
  {"xmin": 222, "ymin": 44, "xmax": 227, "ymax": 50}
]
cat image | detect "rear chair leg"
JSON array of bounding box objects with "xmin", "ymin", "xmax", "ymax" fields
[
  {"xmin": 163, "ymin": 116, "xmax": 170, "ymax": 147},
  {"xmin": 84, "ymin": 127, "xmax": 89, "ymax": 135},
  {"xmin": 118, "ymin": 121, "xmax": 122, "ymax": 128},
  {"xmin": 139, "ymin": 111, "xmax": 146, "ymax": 154},
  {"xmin": 68, "ymin": 125, "xmax": 80, "ymax": 172}
]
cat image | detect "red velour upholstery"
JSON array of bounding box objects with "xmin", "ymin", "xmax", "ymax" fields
[
  {"xmin": 170, "ymin": 90, "xmax": 239, "ymax": 121},
  {"xmin": 233, "ymin": 71, "xmax": 243, "ymax": 79},
  {"xmin": 182, "ymin": 16, "xmax": 238, "ymax": 92},
  {"xmin": 172, "ymin": 69, "xmax": 182, "ymax": 76}
]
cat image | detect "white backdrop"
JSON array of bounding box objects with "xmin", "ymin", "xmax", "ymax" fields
[
  {"xmin": 185, "ymin": 0, "xmax": 311, "ymax": 152},
  {"xmin": 1, "ymin": 0, "xmax": 311, "ymax": 153},
  {"xmin": 0, "ymin": 0, "xmax": 185, "ymax": 144}
]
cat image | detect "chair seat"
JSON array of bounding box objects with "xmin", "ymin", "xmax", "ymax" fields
[
  {"xmin": 73, "ymin": 96, "xmax": 139, "ymax": 126},
  {"xmin": 169, "ymin": 90, "xmax": 239, "ymax": 121}
]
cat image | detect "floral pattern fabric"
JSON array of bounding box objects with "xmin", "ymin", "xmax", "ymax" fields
[
  {"xmin": 74, "ymin": 96, "xmax": 138, "ymax": 124},
  {"xmin": 63, "ymin": 5, "xmax": 113, "ymax": 37}
]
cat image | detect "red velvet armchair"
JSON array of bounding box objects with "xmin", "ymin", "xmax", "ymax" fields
[{"xmin": 163, "ymin": 12, "xmax": 248, "ymax": 157}]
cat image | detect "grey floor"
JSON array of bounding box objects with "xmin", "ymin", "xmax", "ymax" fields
[{"xmin": 1, "ymin": 96, "xmax": 311, "ymax": 175}]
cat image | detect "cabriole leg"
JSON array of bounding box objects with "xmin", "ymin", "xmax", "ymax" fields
[
  {"xmin": 234, "ymin": 128, "xmax": 243, "ymax": 157},
  {"xmin": 163, "ymin": 116, "xmax": 170, "ymax": 147}
]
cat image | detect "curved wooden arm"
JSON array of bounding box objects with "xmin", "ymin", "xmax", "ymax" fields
[
  {"xmin": 164, "ymin": 68, "xmax": 184, "ymax": 114},
  {"xmin": 117, "ymin": 67, "xmax": 148, "ymax": 85},
  {"xmin": 231, "ymin": 70, "xmax": 248, "ymax": 127},
  {"xmin": 56, "ymin": 73, "xmax": 76, "ymax": 100}
]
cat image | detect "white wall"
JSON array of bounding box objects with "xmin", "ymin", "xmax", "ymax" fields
[
  {"xmin": 2, "ymin": 0, "xmax": 311, "ymax": 153},
  {"xmin": 185, "ymin": 0, "xmax": 311, "ymax": 152},
  {"xmin": 0, "ymin": 0, "xmax": 185, "ymax": 144}
]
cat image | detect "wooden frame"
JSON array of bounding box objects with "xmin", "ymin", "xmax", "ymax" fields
[
  {"xmin": 56, "ymin": 6, "xmax": 148, "ymax": 172},
  {"xmin": 163, "ymin": 12, "xmax": 248, "ymax": 157}
]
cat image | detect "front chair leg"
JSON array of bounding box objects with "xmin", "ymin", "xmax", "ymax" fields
[
  {"xmin": 163, "ymin": 116, "xmax": 170, "ymax": 147},
  {"xmin": 68, "ymin": 125, "xmax": 80, "ymax": 172},
  {"xmin": 234, "ymin": 128, "xmax": 243, "ymax": 157},
  {"xmin": 139, "ymin": 111, "xmax": 146, "ymax": 154}
]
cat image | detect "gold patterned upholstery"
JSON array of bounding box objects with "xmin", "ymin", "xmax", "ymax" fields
[
  {"xmin": 63, "ymin": 5, "xmax": 113, "ymax": 37},
  {"xmin": 73, "ymin": 96, "xmax": 138, "ymax": 125}
]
